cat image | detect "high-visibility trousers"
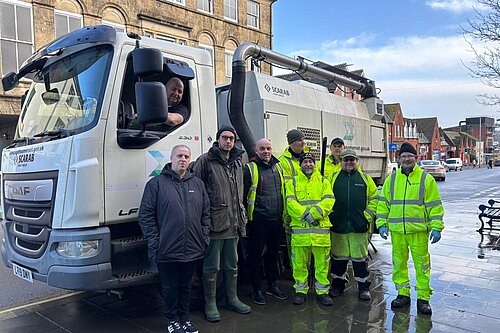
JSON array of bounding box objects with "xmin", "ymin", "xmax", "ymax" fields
[
  {"xmin": 391, "ymin": 231, "xmax": 433, "ymax": 300},
  {"xmin": 291, "ymin": 245, "xmax": 330, "ymax": 295}
]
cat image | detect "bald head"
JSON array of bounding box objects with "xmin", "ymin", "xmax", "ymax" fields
[
  {"xmin": 255, "ymin": 138, "xmax": 273, "ymax": 163},
  {"xmin": 166, "ymin": 77, "xmax": 184, "ymax": 107}
]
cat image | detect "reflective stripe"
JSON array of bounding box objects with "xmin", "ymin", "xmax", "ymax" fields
[
  {"xmin": 391, "ymin": 200, "xmax": 422, "ymax": 205},
  {"xmin": 377, "ymin": 214, "xmax": 388, "ymax": 219},
  {"xmin": 299, "ymin": 199, "xmax": 320, "ymax": 205},
  {"xmin": 287, "ymin": 157, "xmax": 296, "ymax": 179},
  {"xmin": 332, "ymin": 272, "xmax": 347, "ymax": 280},
  {"xmin": 368, "ymin": 195, "xmax": 380, "ymax": 200},
  {"xmin": 291, "ymin": 228, "xmax": 330, "ymax": 234},
  {"xmin": 295, "ymin": 281, "xmax": 308, "ymax": 291},
  {"xmin": 315, "ymin": 281, "xmax": 329, "ymax": 291},
  {"xmin": 422, "ymin": 263, "xmax": 431, "ymax": 271},
  {"xmin": 388, "ymin": 217, "xmax": 425, "ymax": 223},
  {"xmin": 246, "ymin": 162, "xmax": 258, "ymax": 220},
  {"xmin": 332, "ymin": 255, "xmax": 352, "ymax": 261},
  {"xmin": 379, "ymin": 197, "xmax": 389, "ymax": 203},
  {"xmin": 351, "ymin": 257, "xmax": 368, "ymax": 262},
  {"xmin": 425, "ymin": 200, "xmax": 442, "ymax": 208},
  {"xmin": 323, "ymin": 194, "xmax": 335, "ymax": 199},
  {"xmin": 313, "ymin": 205, "xmax": 324, "ymax": 216},
  {"xmin": 287, "ymin": 195, "xmax": 297, "ymax": 201},
  {"xmin": 428, "ymin": 215, "xmax": 443, "ymax": 221},
  {"xmin": 395, "ymin": 282, "xmax": 411, "ymax": 290},
  {"xmin": 354, "ymin": 276, "xmax": 370, "ymax": 283}
]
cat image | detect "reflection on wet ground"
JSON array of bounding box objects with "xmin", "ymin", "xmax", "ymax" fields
[{"xmin": 2, "ymin": 205, "xmax": 500, "ymax": 332}]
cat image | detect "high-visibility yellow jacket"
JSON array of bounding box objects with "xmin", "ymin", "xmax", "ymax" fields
[
  {"xmin": 316, "ymin": 154, "xmax": 341, "ymax": 179},
  {"xmin": 286, "ymin": 170, "xmax": 334, "ymax": 246},
  {"xmin": 376, "ymin": 165, "xmax": 444, "ymax": 234},
  {"xmin": 279, "ymin": 147, "xmax": 302, "ymax": 182}
]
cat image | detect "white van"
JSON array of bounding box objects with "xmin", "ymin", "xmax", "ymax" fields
[{"xmin": 445, "ymin": 158, "xmax": 463, "ymax": 171}]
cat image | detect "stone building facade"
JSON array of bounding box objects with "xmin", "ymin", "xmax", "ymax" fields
[{"xmin": 0, "ymin": 0, "xmax": 275, "ymax": 149}]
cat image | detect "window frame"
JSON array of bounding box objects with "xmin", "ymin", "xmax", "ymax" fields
[
  {"xmin": 54, "ymin": 9, "xmax": 83, "ymax": 39},
  {"xmin": 167, "ymin": 0, "xmax": 185, "ymax": 5},
  {"xmin": 0, "ymin": 0, "xmax": 34, "ymax": 74},
  {"xmin": 224, "ymin": 0, "xmax": 238, "ymax": 22},
  {"xmin": 225, "ymin": 50, "xmax": 234, "ymax": 82},
  {"xmin": 247, "ymin": 0, "xmax": 260, "ymax": 29},
  {"xmin": 197, "ymin": 0, "xmax": 213, "ymax": 14}
]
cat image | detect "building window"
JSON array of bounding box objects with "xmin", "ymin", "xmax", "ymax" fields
[
  {"xmin": 199, "ymin": 44, "xmax": 215, "ymax": 69},
  {"xmin": 224, "ymin": 0, "xmax": 237, "ymax": 22},
  {"xmin": 167, "ymin": 0, "xmax": 185, "ymax": 5},
  {"xmin": 0, "ymin": 0, "xmax": 33, "ymax": 74},
  {"xmin": 247, "ymin": 1, "xmax": 260, "ymax": 29},
  {"xmin": 225, "ymin": 50, "xmax": 234, "ymax": 82},
  {"xmin": 197, "ymin": 0, "xmax": 213, "ymax": 14},
  {"xmin": 55, "ymin": 10, "xmax": 83, "ymax": 38}
]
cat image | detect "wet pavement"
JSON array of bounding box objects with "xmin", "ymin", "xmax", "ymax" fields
[{"xmin": 1, "ymin": 169, "xmax": 500, "ymax": 332}]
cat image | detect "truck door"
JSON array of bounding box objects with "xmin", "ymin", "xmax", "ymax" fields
[{"xmin": 265, "ymin": 112, "xmax": 288, "ymax": 153}]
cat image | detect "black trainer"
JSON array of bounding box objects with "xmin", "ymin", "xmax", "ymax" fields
[
  {"xmin": 252, "ymin": 290, "xmax": 266, "ymax": 305},
  {"xmin": 293, "ymin": 293, "xmax": 306, "ymax": 305},
  {"xmin": 181, "ymin": 320, "xmax": 198, "ymax": 333},
  {"xmin": 317, "ymin": 294, "xmax": 333, "ymax": 306},
  {"xmin": 417, "ymin": 299, "xmax": 432, "ymax": 315},
  {"xmin": 167, "ymin": 321, "xmax": 184, "ymax": 333},
  {"xmin": 391, "ymin": 295, "xmax": 411, "ymax": 309},
  {"xmin": 266, "ymin": 285, "xmax": 288, "ymax": 300}
]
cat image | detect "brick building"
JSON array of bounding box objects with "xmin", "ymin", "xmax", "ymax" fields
[{"xmin": 0, "ymin": 0, "xmax": 275, "ymax": 150}]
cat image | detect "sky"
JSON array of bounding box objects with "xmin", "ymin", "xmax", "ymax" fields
[{"xmin": 271, "ymin": 0, "xmax": 499, "ymax": 128}]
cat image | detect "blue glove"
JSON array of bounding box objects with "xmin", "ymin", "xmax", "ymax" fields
[
  {"xmin": 379, "ymin": 226, "xmax": 389, "ymax": 240},
  {"xmin": 430, "ymin": 230, "xmax": 441, "ymax": 244}
]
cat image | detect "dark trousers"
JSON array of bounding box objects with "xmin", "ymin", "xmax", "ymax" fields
[
  {"xmin": 247, "ymin": 219, "xmax": 282, "ymax": 291},
  {"xmin": 331, "ymin": 259, "xmax": 371, "ymax": 291},
  {"xmin": 157, "ymin": 261, "xmax": 197, "ymax": 322}
]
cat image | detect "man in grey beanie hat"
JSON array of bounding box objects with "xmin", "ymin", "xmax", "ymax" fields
[{"xmin": 287, "ymin": 129, "xmax": 305, "ymax": 145}]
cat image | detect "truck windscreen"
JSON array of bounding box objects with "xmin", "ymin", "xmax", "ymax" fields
[{"xmin": 16, "ymin": 45, "xmax": 113, "ymax": 139}]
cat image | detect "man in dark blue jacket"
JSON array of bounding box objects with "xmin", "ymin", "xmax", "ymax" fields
[{"xmin": 139, "ymin": 144, "xmax": 210, "ymax": 333}]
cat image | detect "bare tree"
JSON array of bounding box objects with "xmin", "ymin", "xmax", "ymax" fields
[{"xmin": 463, "ymin": 0, "xmax": 500, "ymax": 105}]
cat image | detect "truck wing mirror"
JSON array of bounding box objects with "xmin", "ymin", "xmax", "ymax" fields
[
  {"xmin": 135, "ymin": 81, "xmax": 168, "ymax": 124},
  {"xmin": 2, "ymin": 72, "xmax": 19, "ymax": 91},
  {"xmin": 133, "ymin": 48, "xmax": 163, "ymax": 77}
]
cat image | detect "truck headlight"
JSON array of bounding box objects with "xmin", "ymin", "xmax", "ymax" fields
[{"xmin": 56, "ymin": 240, "xmax": 100, "ymax": 258}]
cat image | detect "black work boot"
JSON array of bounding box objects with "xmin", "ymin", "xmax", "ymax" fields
[
  {"xmin": 252, "ymin": 290, "xmax": 266, "ymax": 305},
  {"xmin": 293, "ymin": 293, "xmax": 306, "ymax": 305},
  {"xmin": 391, "ymin": 295, "xmax": 411, "ymax": 309},
  {"xmin": 266, "ymin": 283, "xmax": 288, "ymax": 300},
  {"xmin": 417, "ymin": 299, "xmax": 432, "ymax": 315}
]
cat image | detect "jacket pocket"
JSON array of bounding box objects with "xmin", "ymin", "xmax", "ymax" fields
[{"xmin": 210, "ymin": 205, "xmax": 230, "ymax": 233}]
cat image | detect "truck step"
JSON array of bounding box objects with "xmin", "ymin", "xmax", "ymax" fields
[
  {"xmin": 111, "ymin": 236, "xmax": 147, "ymax": 254},
  {"xmin": 113, "ymin": 268, "xmax": 158, "ymax": 283}
]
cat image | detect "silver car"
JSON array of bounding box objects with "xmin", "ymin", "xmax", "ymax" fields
[{"xmin": 419, "ymin": 160, "xmax": 446, "ymax": 181}]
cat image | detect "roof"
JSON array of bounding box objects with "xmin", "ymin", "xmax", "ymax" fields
[
  {"xmin": 412, "ymin": 117, "xmax": 439, "ymax": 145},
  {"xmin": 384, "ymin": 103, "xmax": 401, "ymax": 122}
]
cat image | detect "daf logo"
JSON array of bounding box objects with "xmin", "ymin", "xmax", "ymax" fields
[{"xmin": 9, "ymin": 186, "xmax": 31, "ymax": 196}]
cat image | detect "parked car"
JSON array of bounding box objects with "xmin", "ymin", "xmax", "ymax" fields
[
  {"xmin": 495, "ymin": 159, "xmax": 500, "ymax": 167},
  {"xmin": 445, "ymin": 158, "xmax": 463, "ymax": 171},
  {"xmin": 440, "ymin": 160, "xmax": 449, "ymax": 172},
  {"xmin": 419, "ymin": 160, "xmax": 446, "ymax": 181}
]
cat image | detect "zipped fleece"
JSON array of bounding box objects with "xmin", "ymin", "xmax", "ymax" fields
[
  {"xmin": 193, "ymin": 142, "xmax": 247, "ymax": 239},
  {"xmin": 330, "ymin": 169, "xmax": 379, "ymax": 234},
  {"xmin": 376, "ymin": 165, "xmax": 444, "ymax": 234},
  {"xmin": 138, "ymin": 164, "xmax": 210, "ymax": 263}
]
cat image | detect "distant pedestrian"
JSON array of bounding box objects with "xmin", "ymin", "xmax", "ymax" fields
[
  {"xmin": 376, "ymin": 142, "xmax": 444, "ymax": 315},
  {"xmin": 139, "ymin": 145, "xmax": 210, "ymax": 333},
  {"xmin": 488, "ymin": 160, "xmax": 493, "ymax": 169}
]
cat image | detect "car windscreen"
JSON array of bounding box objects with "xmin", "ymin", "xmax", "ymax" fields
[
  {"xmin": 421, "ymin": 161, "xmax": 439, "ymax": 166},
  {"xmin": 446, "ymin": 160, "xmax": 457, "ymax": 164}
]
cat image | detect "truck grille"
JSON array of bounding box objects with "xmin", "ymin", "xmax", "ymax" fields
[{"xmin": 2, "ymin": 171, "xmax": 58, "ymax": 259}]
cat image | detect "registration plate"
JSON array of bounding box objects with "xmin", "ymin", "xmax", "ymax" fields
[{"xmin": 12, "ymin": 263, "xmax": 33, "ymax": 283}]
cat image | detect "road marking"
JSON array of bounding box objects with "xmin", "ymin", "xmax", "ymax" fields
[{"xmin": 0, "ymin": 292, "xmax": 83, "ymax": 314}]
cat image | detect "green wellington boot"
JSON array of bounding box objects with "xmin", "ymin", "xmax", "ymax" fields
[
  {"xmin": 203, "ymin": 274, "xmax": 221, "ymax": 322},
  {"xmin": 224, "ymin": 270, "xmax": 251, "ymax": 314}
]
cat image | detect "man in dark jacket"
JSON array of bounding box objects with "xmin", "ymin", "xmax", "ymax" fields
[
  {"xmin": 243, "ymin": 138, "xmax": 288, "ymax": 305},
  {"xmin": 193, "ymin": 125, "xmax": 251, "ymax": 322},
  {"xmin": 328, "ymin": 149, "xmax": 379, "ymax": 301},
  {"xmin": 139, "ymin": 144, "xmax": 210, "ymax": 333}
]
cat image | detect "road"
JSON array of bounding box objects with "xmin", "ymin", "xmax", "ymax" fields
[{"xmin": 1, "ymin": 165, "xmax": 499, "ymax": 324}]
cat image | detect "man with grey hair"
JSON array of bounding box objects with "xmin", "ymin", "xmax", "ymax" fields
[{"xmin": 139, "ymin": 145, "xmax": 210, "ymax": 333}]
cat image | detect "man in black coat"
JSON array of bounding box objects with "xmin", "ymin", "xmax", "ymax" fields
[
  {"xmin": 244, "ymin": 138, "xmax": 288, "ymax": 305},
  {"xmin": 139, "ymin": 144, "xmax": 210, "ymax": 333}
]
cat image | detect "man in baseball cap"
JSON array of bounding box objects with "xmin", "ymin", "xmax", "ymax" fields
[{"xmin": 317, "ymin": 137, "xmax": 345, "ymax": 179}]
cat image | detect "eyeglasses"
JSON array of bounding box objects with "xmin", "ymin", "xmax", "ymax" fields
[
  {"xmin": 220, "ymin": 135, "xmax": 235, "ymax": 142},
  {"xmin": 400, "ymin": 154, "xmax": 416, "ymax": 159},
  {"xmin": 342, "ymin": 157, "xmax": 356, "ymax": 162}
]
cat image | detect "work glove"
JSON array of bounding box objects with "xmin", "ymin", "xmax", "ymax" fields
[
  {"xmin": 379, "ymin": 226, "xmax": 389, "ymax": 240},
  {"xmin": 430, "ymin": 230, "xmax": 441, "ymax": 244},
  {"xmin": 303, "ymin": 212, "xmax": 318, "ymax": 226}
]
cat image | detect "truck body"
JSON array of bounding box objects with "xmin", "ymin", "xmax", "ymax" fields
[{"xmin": 1, "ymin": 26, "xmax": 388, "ymax": 291}]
